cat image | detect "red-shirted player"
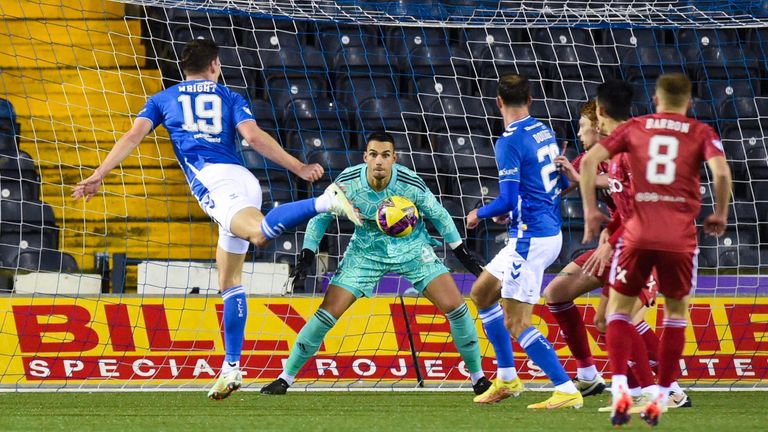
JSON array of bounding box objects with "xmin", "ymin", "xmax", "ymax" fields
[
  {"xmin": 580, "ymin": 74, "xmax": 732, "ymax": 427},
  {"xmin": 547, "ymin": 93, "xmax": 689, "ymax": 408}
]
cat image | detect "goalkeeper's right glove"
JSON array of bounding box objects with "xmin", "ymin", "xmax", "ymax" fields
[
  {"xmin": 451, "ymin": 243, "xmax": 484, "ymax": 277},
  {"xmin": 290, "ymin": 248, "xmax": 316, "ymax": 288}
]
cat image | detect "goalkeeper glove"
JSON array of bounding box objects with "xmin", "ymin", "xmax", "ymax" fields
[
  {"xmin": 290, "ymin": 248, "xmax": 316, "ymax": 288},
  {"xmin": 451, "ymin": 243, "xmax": 484, "ymax": 277}
]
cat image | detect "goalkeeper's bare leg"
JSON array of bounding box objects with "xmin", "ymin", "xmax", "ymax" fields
[
  {"xmin": 422, "ymin": 273, "xmax": 490, "ymax": 396},
  {"xmin": 261, "ymin": 285, "xmax": 357, "ymax": 395}
]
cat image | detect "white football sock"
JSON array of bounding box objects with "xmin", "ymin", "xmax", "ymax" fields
[
  {"xmin": 497, "ymin": 367, "xmax": 518, "ymax": 382},
  {"xmin": 278, "ymin": 372, "xmax": 295, "ymax": 386},
  {"xmin": 221, "ymin": 360, "xmax": 239, "ymax": 375},
  {"xmin": 555, "ymin": 380, "xmax": 579, "ymax": 394},
  {"xmin": 470, "ymin": 371, "xmax": 484, "ymax": 385},
  {"xmin": 314, "ymin": 194, "xmax": 331, "ymax": 213},
  {"xmin": 576, "ymin": 365, "xmax": 598, "ymax": 381}
]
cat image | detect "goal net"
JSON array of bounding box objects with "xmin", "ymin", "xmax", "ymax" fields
[{"xmin": 0, "ymin": 0, "xmax": 766, "ymax": 391}]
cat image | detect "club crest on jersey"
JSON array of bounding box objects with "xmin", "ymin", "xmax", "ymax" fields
[{"xmin": 615, "ymin": 266, "xmax": 628, "ymax": 284}]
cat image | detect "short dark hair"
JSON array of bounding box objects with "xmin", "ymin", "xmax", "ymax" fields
[
  {"xmin": 596, "ymin": 80, "xmax": 634, "ymax": 121},
  {"xmin": 366, "ymin": 131, "xmax": 395, "ymax": 150},
  {"xmin": 497, "ymin": 74, "xmax": 530, "ymax": 106},
  {"xmin": 656, "ymin": 73, "xmax": 692, "ymax": 108},
  {"xmin": 180, "ymin": 39, "xmax": 219, "ymax": 75}
]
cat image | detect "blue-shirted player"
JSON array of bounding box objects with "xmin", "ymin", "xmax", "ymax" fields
[
  {"xmin": 71, "ymin": 39, "xmax": 361, "ymax": 400},
  {"xmin": 467, "ymin": 74, "xmax": 583, "ymax": 408}
]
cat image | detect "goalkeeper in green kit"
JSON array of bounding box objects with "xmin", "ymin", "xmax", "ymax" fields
[{"xmin": 260, "ymin": 132, "xmax": 491, "ymax": 395}]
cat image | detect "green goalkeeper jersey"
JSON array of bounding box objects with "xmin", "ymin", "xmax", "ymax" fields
[{"xmin": 303, "ymin": 163, "xmax": 462, "ymax": 264}]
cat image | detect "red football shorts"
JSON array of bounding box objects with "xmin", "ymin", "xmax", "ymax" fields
[
  {"xmin": 608, "ymin": 241, "xmax": 698, "ymax": 301},
  {"xmin": 574, "ymin": 248, "xmax": 658, "ymax": 307}
]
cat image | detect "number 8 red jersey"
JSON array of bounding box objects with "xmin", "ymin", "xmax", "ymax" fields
[{"xmin": 600, "ymin": 112, "xmax": 724, "ymax": 253}]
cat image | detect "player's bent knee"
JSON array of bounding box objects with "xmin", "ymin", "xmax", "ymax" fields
[
  {"xmin": 469, "ymin": 281, "xmax": 500, "ymax": 309},
  {"xmin": 505, "ymin": 316, "xmax": 531, "ymax": 339}
]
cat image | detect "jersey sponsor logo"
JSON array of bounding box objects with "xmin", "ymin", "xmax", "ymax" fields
[
  {"xmin": 608, "ymin": 178, "xmax": 624, "ymax": 194},
  {"xmin": 499, "ymin": 167, "xmax": 519, "ymax": 177},
  {"xmin": 635, "ymin": 192, "xmax": 685, "ymax": 203},
  {"xmin": 615, "ymin": 266, "xmax": 628, "ymax": 284}
]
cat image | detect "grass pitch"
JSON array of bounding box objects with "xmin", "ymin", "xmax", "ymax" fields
[{"xmin": 0, "ymin": 391, "xmax": 765, "ymax": 431}]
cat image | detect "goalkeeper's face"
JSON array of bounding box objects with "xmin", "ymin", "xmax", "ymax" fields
[{"xmin": 364, "ymin": 140, "xmax": 396, "ymax": 180}]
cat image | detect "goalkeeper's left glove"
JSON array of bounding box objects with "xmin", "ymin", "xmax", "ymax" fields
[{"xmin": 451, "ymin": 242, "xmax": 484, "ymax": 277}]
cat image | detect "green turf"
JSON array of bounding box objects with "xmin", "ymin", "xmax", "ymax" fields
[{"xmin": 0, "ymin": 391, "xmax": 765, "ymax": 431}]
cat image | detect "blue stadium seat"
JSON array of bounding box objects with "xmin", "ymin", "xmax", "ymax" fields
[
  {"xmin": 560, "ymin": 198, "xmax": 584, "ymax": 227},
  {"xmin": 406, "ymin": 44, "xmax": 471, "ymax": 79},
  {"xmin": 332, "ymin": 46, "xmax": 397, "ymax": 77},
  {"xmin": 560, "ymin": 227, "xmax": 597, "ymax": 264},
  {"xmin": 457, "ymin": 177, "xmax": 499, "ymax": 211},
  {"xmin": 425, "ymin": 96, "xmax": 488, "ymax": 135},
  {"xmin": 383, "ymin": 26, "xmax": 451, "ymax": 64},
  {"xmin": 305, "ymin": 149, "xmax": 362, "ymax": 175},
  {"xmin": 461, "ymin": 27, "xmax": 523, "ymax": 59},
  {"xmin": 477, "ymin": 43, "xmax": 542, "ymax": 80},
  {"xmin": 688, "ymin": 98, "xmax": 717, "ymax": 126},
  {"xmin": 529, "ymin": 99, "xmax": 573, "ymax": 143},
  {"xmin": 11, "ymin": 250, "xmax": 79, "ymax": 273},
  {"xmin": 335, "ymin": 75, "xmax": 398, "ymax": 107},
  {"xmin": 0, "ymin": 230, "xmax": 59, "ymax": 269},
  {"xmin": 242, "ymin": 26, "xmax": 305, "ymax": 52},
  {"xmin": 241, "ymin": 148, "xmax": 292, "ymax": 183},
  {"xmin": 548, "ymin": 45, "xmax": 606, "ymax": 81},
  {"xmin": 474, "ymin": 223, "xmax": 509, "ymax": 263},
  {"xmin": 693, "ymin": 46, "xmax": 760, "ymax": 82},
  {"xmin": 699, "ymin": 79, "xmax": 760, "ymax": 106},
  {"xmin": 600, "ymin": 28, "xmax": 663, "ymax": 53},
  {"xmin": 265, "ymin": 75, "xmax": 328, "ymax": 113},
  {"xmin": 396, "ymin": 151, "xmax": 445, "ymax": 195},
  {"xmin": 281, "ymin": 98, "xmax": 352, "ymax": 155},
  {"xmin": 0, "ymin": 149, "xmax": 37, "ymax": 173},
  {"xmin": 672, "ymin": 28, "xmax": 740, "ymax": 63},
  {"xmin": 621, "ymin": 46, "xmax": 686, "ymax": 81},
  {"xmin": 753, "ymin": 180, "xmax": 768, "ymax": 225},
  {"xmin": 746, "ymin": 146, "xmax": 768, "ymax": 179},
  {"xmin": 550, "ymin": 80, "xmax": 600, "ymax": 110},
  {"xmin": 0, "ymin": 175, "xmax": 40, "ymax": 202},
  {"xmin": 479, "ymin": 78, "xmax": 546, "ymax": 122},
  {"xmin": 438, "ymin": 197, "xmax": 467, "ymax": 235},
  {"xmin": 698, "ymin": 226, "xmax": 760, "ymax": 267},
  {"xmin": 316, "ymin": 24, "xmax": 379, "ymax": 66},
  {"xmin": 718, "ymin": 97, "xmax": 768, "ymax": 134},
  {"xmin": 355, "ymin": 97, "xmax": 423, "ymax": 149},
  {"xmin": 217, "ymin": 47, "xmax": 258, "ymax": 96},
  {"xmin": 260, "ymin": 181, "xmax": 296, "ymax": 211},
  {"xmin": 250, "ymin": 99, "xmax": 280, "ymax": 138}
]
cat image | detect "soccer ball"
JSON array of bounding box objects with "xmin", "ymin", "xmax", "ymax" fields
[{"xmin": 376, "ymin": 195, "xmax": 419, "ymax": 237}]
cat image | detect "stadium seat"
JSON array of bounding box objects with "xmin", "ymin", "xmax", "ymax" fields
[
  {"xmin": 260, "ymin": 180, "xmax": 296, "ymax": 211},
  {"xmin": 0, "ymin": 200, "xmax": 57, "ymax": 233},
  {"xmin": 718, "ymin": 97, "xmax": 768, "ymax": 134},
  {"xmin": 396, "ymin": 151, "xmax": 445, "ymax": 194},
  {"xmin": 0, "ymin": 99, "xmax": 19, "ymax": 136},
  {"xmin": 0, "ymin": 133, "xmax": 16, "ymax": 152},
  {"xmin": 406, "ymin": 43, "xmax": 471, "ymax": 79},
  {"xmin": 698, "ymin": 226, "xmax": 760, "ymax": 267},
  {"xmin": 241, "ymin": 148, "xmax": 292, "ymax": 183},
  {"xmin": 531, "ymin": 28, "xmax": 595, "ymax": 64},
  {"xmin": 457, "ymin": 177, "xmax": 500, "ymax": 211},
  {"xmin": 477, "ymin": 43, "xmax": 542, "ymax": 80},
  {"xmin": 529, "ymin": 99, "xmax": 573, "ymax": 143},
  {"xmin": 355, "ymin": 97, "xmax": 423, "ymax": 148},
  {"xmin": 621, "ymin": 46, "xmax": 686, "ymax": 81},
  {"xmin": 461, "ymin": 27, "xmax": 523, "ymax": 59},
  {"xmin": 550, "ymin": 80, "xmax": 600, "ymax": 110},
  {"xmin": 384, "ymin": 26, "xmax": 451, "ymax": 65},
  {"xmin": 479, "ymin": 78, "xmax": 546, "ymax": 121},
  {"xmin": 425, "ymin": 96, "xmax": 488, "ymax": 135},
  {"xmin": 217, "ymin": 47, "xmax": 258, "ymax": 96},
  {"xmin": 332, "ymin": 45, "xmax": 397, "ymax": 78},
  {"xmin": 698, "ymin": 79, "xmax": 760, "ymax": 106},
  {"xmin": 264, "ymin": 75, "xmax": 328, "ymax": 110},
  {"xmin": 0, "ymin": 148, "xmax": 36, "ymax": 172},
  {"xmin": 600, "ymin": 28, "xmax": 662, "ymax": 60},
  {"xmin": 693, "ymin": 46, "xmax": 760, "ymax": 82},
  {"xmin": 560, "ymin": 227, "xmax": 597, "ymax": 265},
  {"xmin": 560, "ymin": 198, "xmax": 584, "ymax": 227},
  {"xmin": 335, "ymin": 75, "xmax": 398, "ymax": 107},
  {"xmin": 474, "ymin": 223, "xmax": 509, "ymax": 263},
  {"xmin": 259, "ymin": 46, "xmax": 325, "ymax": 80},
  {"xmin": 305, "ymin": 149, "xmax": 362, "ymax": 175},
  {"xmin": 0, "ymin": 228, "xmax": 59, "ymax": 269},
  {"xmin": 746, "ymin": 146, "xmax": 768, "ymax": 179},
  {"xmin": 688, "ymin": 98, "xmax": 717, "ymax": 126},
  {"xmin": 316, "ymin": 24, "xmax": 380, "ymax": 66},
  {"xmin": 548, "ymin": 45, "xmax": 606, "ymax": 81},
  {"xmin": 0, "ymin": 176, "xmax": 40, "ymax": 202},
  {"xmin": 281, "ymin": 98, "xmax": 351, "ymax": 153},
  {"xmin": 250, "ymin": 99, "xmax": 280, "ymax": 138},
  {"xmin": 672, "ymin": 28, "xmax": 741, "ymax": 62},
  {"xmin": 242, "ymin": 26, "xmax": 304, "ymax": 52},
  {"xmin": 438, "ymin": 197, "xmax": 467, "ymax": 236},
  {"xmin": 11, "ymin": 250, "xmax": 79, "ymax": 273},
  {"xmin": 410, "ymin": 75, "xmax": 475, "ymax": 110}
]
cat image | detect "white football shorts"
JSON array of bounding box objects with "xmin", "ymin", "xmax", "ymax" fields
[
  {"xmin": 485, "ymin": 232, "xmax": 562, "ymax": 304},
  {"xmin": 194, "ymin": 163, "xmax": 262, "ymax": 254}
]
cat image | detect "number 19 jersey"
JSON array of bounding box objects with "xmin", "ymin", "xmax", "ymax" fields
[
  {"xmin": 601, "ymin": 113, "xmax": 724, "ymax": 252},
  {"xmin": 136, "ymin": 79, "xmax": 255, "ymax": 200}
]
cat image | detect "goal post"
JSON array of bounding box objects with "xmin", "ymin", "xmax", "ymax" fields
[{"xmin": 0, "ymin": 0, "xmax": 766, "ymax": 391}]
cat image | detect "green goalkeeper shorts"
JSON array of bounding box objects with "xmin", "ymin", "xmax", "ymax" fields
[{"xmin": 330, "ymin": 245, "xmax": 449, "ymax": 298}]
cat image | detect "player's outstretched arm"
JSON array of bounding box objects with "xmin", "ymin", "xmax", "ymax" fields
[
  {"xmin": 579, "ymin": 144, "xmax": 611, "ymax": 243},
  {"xmin": 237, "ymin": 121, "xmax": 324, "ymax": 182},
  {"xmin": 72, "ymin": 119, "xmax": 152, "ymax": 202},
  {"xmin": 703, "ymin": 155, "xmax": 732, "ymax": 237}
]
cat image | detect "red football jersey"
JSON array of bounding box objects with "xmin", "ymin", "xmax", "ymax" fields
[
  {"xmin": 601, "ymin": 113, "xmax": 724, "ymax": 252},
  {"xmin": 607, "ymin": 152, "xmax": 634, "ymax": 223},
  {"xmin": 572, "ymin": 152, "xmax": 615, "ymax": 215}
]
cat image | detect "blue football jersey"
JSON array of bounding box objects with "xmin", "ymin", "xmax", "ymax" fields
[
  {"xmin": 136, "ymin": 79, "xmax": 254, "ymax": 200},
  {"xmin": 495, "ymin": 115, "xmax": 564, "ymax": 238}
]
